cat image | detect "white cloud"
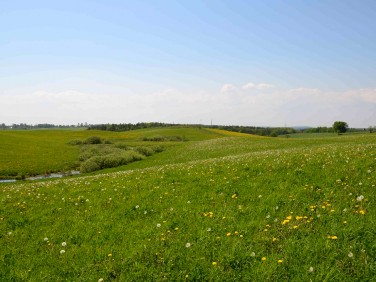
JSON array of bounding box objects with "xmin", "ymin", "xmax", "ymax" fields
[
  {"xmin": 220, "ymin": 84, "xmax": 237, "ymax": 93},
  {"xmin": 0, "ymin": 85, "xmax": 375, "ymax": 127},
  {"xmin": 242, "ymin": 82, "xmax": 274, "ymax": 90}
]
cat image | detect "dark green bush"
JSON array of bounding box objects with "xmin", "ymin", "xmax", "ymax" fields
[
  {"xmin": 84, "ymin": 136, "xmax": 103, "ymax": 144},
  {"xmin": 80, "ymin": 151, "xmax": 145, "ymax": 173},
  {"xmin": 135, "ymin": 146, "xmax": 155, "ymax": 156}
]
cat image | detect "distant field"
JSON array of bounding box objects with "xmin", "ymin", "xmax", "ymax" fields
[
  {"xmin": 0, "ymin": 128, "xmax": 375, "ymax": 280},
  {"xmin": 0, "ymin": 127, "xmax": 235, "ymax": 179}
]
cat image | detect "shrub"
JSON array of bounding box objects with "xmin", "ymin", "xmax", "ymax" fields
[
  {"xmin": 134, "ymin": 146, "xmax": 155, "ymax": 156},
  {"xmin": 80, "ymin": 157, "xmax": 102, "ymax": 173},
  {"xmin": 115, "ymin": 143, "xmax": 129, "ymax": 150},
  {"xmin": 84, "ymin": 136, "xmax": 103, "ymax": 144},
  {"xmin": 142, "ymin": 135, "xmax": 187, "ymax": 142},
  {"xmin": 80, "ymin": 151, "xmax": 145, "ymax": 173},
  {"xmin": 152, "ymin": 145, "xmax": 165, "ymax": 153},
  {"xmin": 67, "ymin": 139, "xmax": 83, "ymax": 145}
]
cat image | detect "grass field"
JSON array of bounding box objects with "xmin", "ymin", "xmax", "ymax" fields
[
  {"xmin": 0, "ymin": 128, "xmax": 375, "ymax": 281},
  {"xmin": 0, "ymin": 127, "xmax": 232, "ymax": 179}
]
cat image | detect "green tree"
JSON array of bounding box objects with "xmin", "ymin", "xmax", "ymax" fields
[{"xmin": 332, "ymin": 121, "xmax": 348, "ymax": 133}]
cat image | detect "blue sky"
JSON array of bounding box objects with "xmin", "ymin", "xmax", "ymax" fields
[{"xmin": 1, "ymin": 0, "xmax": 375, "ymax": 126}]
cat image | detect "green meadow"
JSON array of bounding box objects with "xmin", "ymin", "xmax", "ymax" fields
[{"xmin": 0, "ymin": 127, "xmax": 375, "ymax": 281}]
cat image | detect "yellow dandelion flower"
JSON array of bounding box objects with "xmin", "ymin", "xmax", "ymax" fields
[
  {"xmin": 282, "ymin": 220, "xmax": 289, "ymax": 225},
  {"xmin": 226, "ymin": 232, "xmax": 232, "ymax": 237},
  {"xmin": 108, "ymin": 253, "xmax": 112, "ymax": 257},
  {"xmin": 278, "ymin": 259, "xmax": 283, "ymax": 264},
  {"xmin": 232, "ymin": 194, "xmax": 238, "ymax": 199},
  {"xmin": 234, "ymin": 231, "xmax": 239, "ymax": 235},
  {"xmin": 296, "ymin": 216, "xmax": 303, "ymax": 220},
  {"xmin": 286, "ymin": 216, "xmax": 292, "ymax": 220},
  {"xmin": 261, "ymin": 257, "xmax": 266, "ymax": 262},
  {"xmin": 212, "ymin": 261, "xmax": 217, "ymax": 266},
  {"xmin": 272, "ymin": 237, "xmax": 278, "ymax": 242},
  {"xmin": 359, "ymin": 210, "xmax": 366, "ymax": 215},
  {"xmin": 293, "ymin": 225, "xmax": 298, "ymax": 229},
  {"xmin": 343, "ymin": 221, "xmax": 347, "ymax": 224}
]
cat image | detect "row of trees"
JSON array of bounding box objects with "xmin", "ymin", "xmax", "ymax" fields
[
  {"xmin": 0, "ymin": 123, "xmax": 88, "ymax": 130},
  {"xmin": 88, "ymin": 122, "xmax": 176, "ymax": 131}
]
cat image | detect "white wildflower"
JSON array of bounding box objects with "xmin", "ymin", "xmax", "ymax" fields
[
  {"xmin": 309, "ymin": 266, "xmax": 314, "ymax": 272},
  {"xmin": 60, "ymin": 250, "xmax": 65, "ymax": 254},
  {"xmin": 185, "ymin": 242, "xmax": 191, "ymax": 248},
  {"xmin": 357, "ymin": 195, "xmax": 364, "ymax": 202},
  {"xmin": 348, "ymin": 252, "xmax": 353, "ymax": 258},
  {"xmin": 61, "ymin": 242, "xmax": 67, "ymax": 247}
]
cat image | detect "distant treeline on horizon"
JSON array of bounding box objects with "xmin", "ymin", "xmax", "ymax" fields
[{"xmin": 1, "ymin": 122, "xmax": 370, "ymax": 136}]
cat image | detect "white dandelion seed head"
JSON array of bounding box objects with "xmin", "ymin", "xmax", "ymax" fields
[
  {"xmin": 357, "ymin": 195, "xmax": 364, "ymax": 202},
  {"xmin": 144, "ymin": 211, "xmax": 147, "ymax": 214},
  {"xmin": 207, "ymin": 228, "xmax": 212, "ymax": 232},
  {"xmin": 135, "ymin": 205, "xmax": 139, "ymax": 209},
  {"xmin": 348, "ymin": 252, "xmax": 353, "ymax": 258},
  {"xmin": 98, "ymin": 279, "xmax": 104, "ymax": 282},
  {"xmin": 156, "ymin": 223, "xmax": 161, "ymax": 228},
  {"xmin": 61, "ymin": 242, "xmax": 67, "ymax": 247},
  {"xmin": 185, "ymin": 242, "xmax": 191, "ymax": 248},
  {"xmin": 8, "ymin": 232, "xmax": 12, "ymax": 236},
  {"xmin": 44, "ymin": 237, "xmax": 49, "ymax": 241},
  {"xmin": 343, "ymin": 208, "xmax": 348, "ymax": 212},
  {"xmin": 348, "ymin": 193, "xmax": 352, "ymax": 196},
  {"xmin": 60, "ymin": 250, "xmax": 65, "ymax": 254},
  {"xmin": 187, "ymin": 201, "xmax": 191, "ymax": 204},
  {"xmin": 258, "ymin": 195, "xmax": 262, "ymax": 198},
  {"xmin": 250, "ymin": 252, "xmax": 256, "ymax": 257},
  {"xmin": 309, "ymin": 266, "xmax": 314, "ymax": 272}
]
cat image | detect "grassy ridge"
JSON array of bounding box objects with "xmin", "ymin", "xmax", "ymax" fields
[{"xmin": 0, "ymin": 131, "xmax": 375, "ymax": 280}]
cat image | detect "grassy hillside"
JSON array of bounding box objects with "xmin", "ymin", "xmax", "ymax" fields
[
  {"xmin": 0, "ymin": 127, "xmax": 235, "ymax": 179},
  {"xmin": 0, "ymin": 130, "xmax": 375, "ymax": 281}
]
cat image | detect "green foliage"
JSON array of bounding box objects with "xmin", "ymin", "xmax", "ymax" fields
[
  {"xmin": 142, "ymin": 135, "xmax": 186, "ymax": 141},
  {"xmin": 134, "ymin": 146, "xmax": 155, "ymax": 156},
  {"xmin": 80, "ymin": 151, "xmax": 145, "ymax": 173},
  {"xmin": 84, "ymin": 136, "xmax": 103, "ymax": 144},
  {"xmin": 333, "ymin": 121, "xmax": 349, "ymax": 133},
  {"xmin": 67, "ymin": 139, "xmax": 83, "ymax": 145}
]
